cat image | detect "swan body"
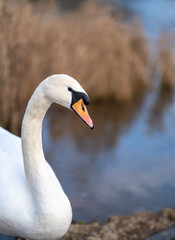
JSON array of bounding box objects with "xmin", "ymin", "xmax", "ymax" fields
[{"xmin": 0, "ymin": 74, "xmax": 93, "ymax": 239}]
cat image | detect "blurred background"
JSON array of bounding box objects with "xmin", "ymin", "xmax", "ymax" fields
[{"xmin": 0, "ymin": 0, "xmax": 175, "ymax": 230}]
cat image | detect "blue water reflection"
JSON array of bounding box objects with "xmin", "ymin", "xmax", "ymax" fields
[
  {"xmin": 42, "ymin": 86, "xmax": 175, "ymax": 222},
  {"xmin": 107, "ymin": 0, "xmax": 175, "ymax": 38}
]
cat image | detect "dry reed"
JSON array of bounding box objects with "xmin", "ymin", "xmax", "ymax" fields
[
  {"xmin": 156, "ymin": 34, "xmax": 175, "ymax": 89},
  {"xmin": 0, "ymin": 0, "xmax": 174, "ymax": 133}
]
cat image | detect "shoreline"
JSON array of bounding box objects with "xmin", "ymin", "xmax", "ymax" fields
[{"xmin": 63, "ymin": 208, "xmax": 175, "ymax": 240}]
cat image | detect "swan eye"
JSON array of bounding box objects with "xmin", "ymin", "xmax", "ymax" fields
[
  {"xmin": 68, "ymin": 87, "xmax": 72, "ymax": 92},
  {"xmin": 69, "ymin": 88, "xmax": 90, "ymax": 106}
]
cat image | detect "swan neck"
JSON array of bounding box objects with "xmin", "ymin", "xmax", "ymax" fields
[
  {"xmin": 21, "ymin": 86, "xmax": 51, "ymax": 193},
  {"xmin": 20, "ymin": 82, "xmax": 72, "ymax": 234}
]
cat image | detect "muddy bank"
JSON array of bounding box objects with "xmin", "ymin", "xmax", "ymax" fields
[{"xmin": 63, "ymin": 208, "xmax": 175, "ymax": 240}]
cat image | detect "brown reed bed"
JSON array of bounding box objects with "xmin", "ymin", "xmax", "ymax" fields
[{"xmin": 0, "ymin": 0, "xmax": 174, "ymax": 134}]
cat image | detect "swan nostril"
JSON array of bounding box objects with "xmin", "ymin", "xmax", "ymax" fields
[{"xmin": 81, "ymin": 103, "xmax": 85, "ymax": 112}]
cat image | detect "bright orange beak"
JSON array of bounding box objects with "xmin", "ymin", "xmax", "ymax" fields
[{"xmin": 72, "ymin": 99, "xmax": 94, "ymax": 129}]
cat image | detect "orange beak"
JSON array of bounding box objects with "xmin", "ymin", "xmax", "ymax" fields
[{"xmin": 72, "ymin": 99, "xmax": 94, "ymax": 129}]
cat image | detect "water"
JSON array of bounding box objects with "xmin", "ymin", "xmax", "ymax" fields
[
  {"xmin": 106, "ymin": 0, "xmax": 175, "ymax": 39},
  {"xmin": 41, "ymin": 85, "xmax": 175, "ymax": 222}
]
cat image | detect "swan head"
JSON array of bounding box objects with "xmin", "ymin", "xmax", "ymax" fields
[{"xmin": 43, "ymin": 74, "xmax": 94, "ymax": 129}]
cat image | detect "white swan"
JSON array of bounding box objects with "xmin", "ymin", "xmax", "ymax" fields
[{"xmin": 0, "ymin": 74, "xmax": 94, "ymax": 240}]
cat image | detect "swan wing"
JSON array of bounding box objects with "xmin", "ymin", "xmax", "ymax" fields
[{"xmin": 0, "ymin": 127, "xmax": 32, "ymax": 221}]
